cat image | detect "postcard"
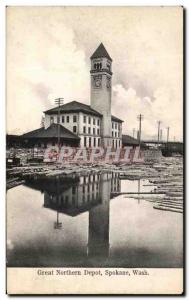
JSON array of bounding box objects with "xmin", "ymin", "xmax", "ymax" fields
[{"xmin": 6, "ymin": 6, "xmax": 184, "ymax": 295}]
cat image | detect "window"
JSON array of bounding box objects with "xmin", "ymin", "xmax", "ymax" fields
[
  {"xmin": 62, "ymin": 116, "xmax": 65, "ymax": 123},
  {"xmin": 115, "ymin": 140, "xmax": 117, "ymax": 148},
  {"xmin": 88, "ymin": 116, "xmax": 91, "ymax": 124},
  {"xmin": 112, "ymin": 131, "xmax": 113, "ymax": 137},
  {"xmin": 112, "ymin": 122, "xmax": 114, "ymax": 129},
  {"xmin": 89, "ymin": 137, "xmax": 91, "ymax": 147},
  {"xmin": 82, "ymin": 186, "xmax": 85, "ymax": 193},
  {"xmin": 97, "ymin": 129, "xmax": 100, "ymax": 135},
  {"xmin": 97, "ymin": 119, "xmax": 100, "ymax": 126},
  {"xmin": 115, "ymin": 132, "xmax": 117, "ymax": 137},
  {"xmin": 67, "ymin": 116, "xmax": 69, "ymax": 123},
  {"xmin": 83, "ymin": 126, "xmax": 86, "ymax": 134},
  {"xmin": 93, "ymin": 118, "xmax": 95, "ymax": 125},
  {"xmin": 113, "ymin": 140, "xmax": 114, "ymax": 148},
  {"xmin": 73, "ymin": 126, "xmax": 77, "ymax": 133},
  {"xmin": 50, "ymin": 116, "xmax": 54, "ymax": 124},
  {"xmin": 73, "ymin": 115, "xmax": 77, "ymax": 122},
  {"xmin": 84, "ymin": 137, "xmax": 87, "ymax": 147},
  {"xmin": 57, "ymin": 116, "xmax": 60, "ymax": 123},
  {"xmin": 115, "ymin": 123, "xmax": 117, "ymax": 129},
  {"xmin": 72, "ymin": 186, "xmax": 76, "ymax": 195},
  {"xmin": 119, "ymin": 140, "xmax": 121, "ymax": 147},
  {"xmin": 94, "ymin": 62, "xmax": 102, "ymax": 70},
  {"xmin": 94, "ymin": 138, "xmax": 96, "ymax": 147},
  {"xmin": 98, "ymin": 138, "xmax": 100, "ymax": 147},
  {"xmin": 88, "ymin": 127, "xmax": 91, "ymax": 134},
  {"xmin": 93, "ymin": 128, "xmax": 95, "ymax": 135},
  {"xmin": 83, "ymin": 115, "xmax": 86, "ymax": 123}
]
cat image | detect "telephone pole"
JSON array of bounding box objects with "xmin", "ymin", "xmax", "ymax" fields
[
  {"xmin": 160, "ymin": 129, "xmax": 163, "ymax": 142},
  {"xmin": 133, "ymin": 128, "xmax": 136, "ymax": 138},
  {"xmin": 157, "ymin": 121, "xmax": 161, "ymax": 144},
  {"xmin": 167, "ymin": 127, "xmax": 170, "ymax": 143},
  {"xmin": 54, "ymin": 178, "xmax": 62, "ymax": 230},
  {"xmin": 55, "ymin": 98, "xmax": 64, "ymax": 150},
  {"xmin": 137, "ymin": 114, "xmax": 144, "ymax": 148}
]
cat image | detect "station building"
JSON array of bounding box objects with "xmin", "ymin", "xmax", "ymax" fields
[{"xmin": 22, "ymin": 43, "xmax": 123, "ymax": 149}]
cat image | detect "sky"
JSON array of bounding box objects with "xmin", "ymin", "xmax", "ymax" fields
[{"xmin": 7, "ymin": 6, "xmax": 183, "ymax": 141}]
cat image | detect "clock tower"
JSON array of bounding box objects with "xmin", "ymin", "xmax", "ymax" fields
[{"xmin": 90, "ymin": 43, "xmax": 112, "ymax": 147}]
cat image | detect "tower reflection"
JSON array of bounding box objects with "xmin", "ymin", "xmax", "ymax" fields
[
  {"xmin": 88, "ymin": 173, "xmax": 111, "ymax": 259},
  {"xmin": 24, "ymin": 172, "xmax": 121, "ymax": 259}
]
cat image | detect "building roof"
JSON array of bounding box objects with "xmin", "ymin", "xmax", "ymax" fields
[
  {"xmin": 90, "ymin": 43, "xmax": 112, "ymax": 61},
  {"xmin": 44, "ymin": 100, "xmax": 123, "ymax": 124},
  {"xmin": 25, "ymin": 177, "xmax": 79, "ymax": 196},
  {"xmin": 122, "ymin": 134, "xmax": 139, "ymax": 146},
  {"xmin": 44, "ymin": 100, "xmax": 103, "ymax": 117},
  {"xmin": 22, "ymin": 123, "xmax": 80, "ymax": 140},
  {"xmin": 111, "ymin": 115, "xmax": 123, "ymax": 123}
]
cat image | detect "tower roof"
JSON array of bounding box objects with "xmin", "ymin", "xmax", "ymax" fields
[{"xmin": 90, "ymin": 43, "xmax": 112, "ymax": 61}]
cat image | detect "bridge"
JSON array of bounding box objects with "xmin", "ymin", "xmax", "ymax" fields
[
  {"xmin": 142, "ymin": 140, "xmax": 183, "ymax": 145},
  {"xmin": 141, "ymin": 140, "xmax": 183, "ymax": 156}
]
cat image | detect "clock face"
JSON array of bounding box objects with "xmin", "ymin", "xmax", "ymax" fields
[
  {"xmin": 95, "ymin": 79, "xmax": 101, "ymax": 87},
  {"xmin": 93, "ymin": 75, "xmax": 102, "ymax": 88}
]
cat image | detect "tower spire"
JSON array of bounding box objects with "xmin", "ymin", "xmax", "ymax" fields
[{"xmin": 90, "ymin": 43, "xmax": 112, "ymax": 61}]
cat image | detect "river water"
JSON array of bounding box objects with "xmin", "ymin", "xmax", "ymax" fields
[{"xmin": 7, "ymin": 158, "xmax": 183, "ymax": 268}]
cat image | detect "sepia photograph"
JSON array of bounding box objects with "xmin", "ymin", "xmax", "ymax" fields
[{"xmin": 6, "ymin": 6, "xmax": 184, "ymax": 294}]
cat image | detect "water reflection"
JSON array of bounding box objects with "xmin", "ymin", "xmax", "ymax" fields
[
  {"xmin": 138, "ymin": 179, "xmax": 141, "ymax": 204},
  {"xmin": 7, "ymin": 171, "xmax": 182, "ymax": 267},
  {"xmin": 23, "ymin": 172, "xmax": 120, "ymax": 261}
]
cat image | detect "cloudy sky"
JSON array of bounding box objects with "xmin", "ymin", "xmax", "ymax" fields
[{"xmin": 7, "ymin": 6, "xmax": 183, "ymax": 141}]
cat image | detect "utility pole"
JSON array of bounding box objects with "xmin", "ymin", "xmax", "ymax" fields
[
  {"xmin": 157, "ymin": 121, "xmax": 161, "ymax": 144},
  {"xmin": 137, "ymin": 114, "xmax": 144, "ymax": 148},
  {"xmin": 54, "ymin": 211, "xmax": 62, "ymax": 230},
  {"xmin": 133, "ymin": 128, "xmax": 136, "ymax": 138},
  {"xmin": 167, "ymin": 127, "xmax": 170, "ymax": 143},
  {"xmin": 55, "ymin": 98, "xmax": 64, "ymax": 151},
  {"xmin": 54, "ymin": 178, "xmax": 62, "ymax": 230},
  {"xmin": 160, "ymin": 129, "xmax": 163, "ymax": 142}
]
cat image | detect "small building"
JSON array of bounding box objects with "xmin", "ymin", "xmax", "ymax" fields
[
  {"xmin": 122, "ymin": 134, "xmax": 139, "ymax": 147},
  {"xmin": 22, "ymin": 123, "xmax": 80, "ymax": 148},
  {"xmin": 6, "ymin": 134, "xmax": 22, "ymax": 148}
]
